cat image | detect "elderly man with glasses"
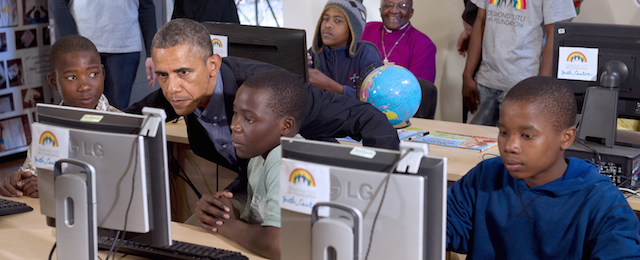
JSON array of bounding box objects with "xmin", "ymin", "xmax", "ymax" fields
[{"xmin": 361, "ymin": 0, "xmax": 436, "ymax": 83}]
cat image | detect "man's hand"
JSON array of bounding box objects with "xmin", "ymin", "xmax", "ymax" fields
[
  {"xmin": 145, "ymin": 57, "xmax": 157, "ymax": 87},
  {"xmin": 457, "ymin": 21, "xmax": 473, "ymax": 57},
  {"xmin": 308, "ymin": 68, "xmax": 344, "ymax": 94},
  {"xmin": 195, "ymin": 191, "xmax": 235, "ymax": 233},
  {"xmin": 462, "ymin": 76, "xmax": 480, "ymax": 113},
  {"xmin": 0, "ymin": 171, "xmax": 37, "ymax": 198}
]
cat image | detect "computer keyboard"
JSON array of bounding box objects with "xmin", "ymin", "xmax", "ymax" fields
[
  {"xmin": 0, "ymin": 197, "xmax": 33, "ymax": 216},
  {"xmin": 97, "ymin": 235, "xmax": 249, "ymax": 260}
]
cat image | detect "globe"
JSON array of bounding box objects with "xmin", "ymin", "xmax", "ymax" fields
[{"xmin": 359, "ymin": 65, "xmax": 422, "ymax": 126}]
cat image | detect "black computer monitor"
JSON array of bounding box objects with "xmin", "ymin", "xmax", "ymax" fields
[
  {"xmin": 203, "ymin": 22, "xmax": 309, "ymax": 81},
  {"xmin": 34, "ymin": 104, "xmax": 172, "ymax": 256},
  {"xmin": 552, "ymin": 22, "xmax": 640, "ymax": 147},
  {"xmin": 279, "ymin": 138, "xmax": 446, "ymax": 260},
  {"xmin": 552, "ymin": 22, "xmax": 640, "ymax": 120}
]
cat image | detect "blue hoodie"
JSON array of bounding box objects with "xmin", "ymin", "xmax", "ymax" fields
[
  {"xmin": 447, "ymin": 157, "xmax": 640, "ymax": 259},
  {"xmin": 308, "ymin": 43, "xmax": 382, "ymax": 99}
]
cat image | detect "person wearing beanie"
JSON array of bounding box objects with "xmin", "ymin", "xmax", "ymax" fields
[
  {"xmin": 308, "ymin": 0, "xmax": 382, "ymax": 99},
  {"xmin": 361, "ymin": 0, "xmax": 437, "ymax": 83}
]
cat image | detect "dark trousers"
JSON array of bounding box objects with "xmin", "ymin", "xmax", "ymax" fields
[{"xmin": 100, "ymin": 52, "xmax": 140, "ymax": 109}]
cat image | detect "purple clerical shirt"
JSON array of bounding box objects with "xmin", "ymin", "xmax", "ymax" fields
[{"xmin": 361, "ymin": 21, "xmax": 437, "ymax": 83}]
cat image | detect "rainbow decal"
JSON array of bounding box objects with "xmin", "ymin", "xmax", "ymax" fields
[
  {"xmin": 567, "ymin": 52, "xmax": 587, "ymax": 62},
  {"xmin": 39, "ymin": 131, "xmax": 58, "ymax": 147},
  {"xmin": 211, "ymin": 38, "xmax": 223, "ymax": 48},
  {"xmin": 488, "ymin": 0, "xmax": 526, "ymax": 9},
  {"xmin": 289, "ymin": 168, "xmax": 316, "ymax": 187}
]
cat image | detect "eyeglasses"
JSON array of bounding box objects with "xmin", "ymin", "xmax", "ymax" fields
[{"xmin": 381, "ymin": 3, "xmax": 409, "ymax": 11}]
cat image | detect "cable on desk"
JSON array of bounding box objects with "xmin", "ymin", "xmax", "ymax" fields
[
  {"xmin": 48, "ymin": 242, "xmax": 56, "ymax": 260},
  {"xmin": 168, "ymin": 144, "xmax": 202, "ymax": 199}
]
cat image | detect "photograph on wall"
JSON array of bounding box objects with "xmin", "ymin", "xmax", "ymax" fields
[
  {"xmin": 0, "ymin": 93, "xmax": 14, "ymax": 114},
  {"xmin": 22, "ymin": 0, "xmax": 48, "ymax": 25},
  {"xmin": 15, "ymin": 28, "xmax": 36, "ymax": 49},
  {"xmin": 0, "ymin": 0, "xmax": 18, "ymax": 28},
  {"xmin": 42, "ymin": 26, "xmax": 48, "ymax": 45},
  {"xmin": 21, "ymin": 85, "xmax": 42, "ymax": 108},
  {"xmin": 0, "ymin": 114, "xmax": 30, "ymax": 151},
  {"xmin": 0, "ymin": 32, "xmax": 6, "ymax": 52},
  {"xmin": 0, "ymin": 61, "xmax": 6, "ymax": 89},
  {"xmin": 7, "ymin": 58, "xmax": 23, "ymax": 87}
]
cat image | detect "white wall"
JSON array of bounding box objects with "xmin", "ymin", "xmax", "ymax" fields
[{"xmin": 284, "ymin": 0, "xmax": 640, "ymax": 122}]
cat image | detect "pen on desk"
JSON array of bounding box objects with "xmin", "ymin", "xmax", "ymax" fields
[{"xmin": 408, "ymin": 131, "xmax": 429, "ymax": 141}]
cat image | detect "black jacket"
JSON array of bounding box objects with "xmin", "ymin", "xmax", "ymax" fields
[{"xmin": 125, "ymin": 57, "xmax": 399, "ymax": 184}]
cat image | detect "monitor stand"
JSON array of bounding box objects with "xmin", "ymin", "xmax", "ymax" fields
[{"xmin": 54, "ymin": 159, "xmax": 98, "ymax": 260}]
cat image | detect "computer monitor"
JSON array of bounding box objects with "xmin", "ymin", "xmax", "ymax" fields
[
  {"xmin": 279, "ymin": 138, "xmax": 447, "ymax": 260},
  {"xmin": 203, "ymin": 22, "xmax": 309, "ymax": 81},
  {"xmin": 34, "ymin": 104, "xmax": 171, "ymax": 247},
  {"xmin": 552, "ymin": 22, "xmax": 640, "ymax": 146}
]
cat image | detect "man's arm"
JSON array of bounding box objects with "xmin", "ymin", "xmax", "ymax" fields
[
  {"xmin": 300, "ymin": 83, "xmax": 399, "ymax": 150},
  {"xmin": 50, "ymin": 0, "xmax": 78, "ymax": 38},
  {"xmin": 539, "ymin": 24, "xmax": 555, "ymax": 77},
  {"xmin": 408, "ymin": 37, "xmax": 436, "ymax": 82},
  {"xmin": 461, "ymin": 7, "xmax": 485, "ymax": 114}
]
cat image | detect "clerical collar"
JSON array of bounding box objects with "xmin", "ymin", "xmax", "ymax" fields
[{"xmin": 383, "ymin": 22, "xmax": 410, "ymax": 33}]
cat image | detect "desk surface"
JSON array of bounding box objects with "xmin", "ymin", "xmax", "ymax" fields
[
  {"xmin": 166, "ymin": 117, "xmax": 500, "ymax": 182},
  {"xmin": 0, "ymin": 197, "xmax": 267, "ymax": 260}
]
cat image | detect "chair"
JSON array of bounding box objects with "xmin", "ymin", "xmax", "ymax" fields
[{"xmin": 414, "ymin": 78, "xmax": 438, "ymax": 119}]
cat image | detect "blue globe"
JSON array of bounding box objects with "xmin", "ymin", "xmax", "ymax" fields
[{"xmin": 359, "ymin": 65, "xmax": 422, "ymax": 126}]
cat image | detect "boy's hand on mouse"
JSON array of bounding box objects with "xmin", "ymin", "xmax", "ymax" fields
[{"xmin": 195, "ymin": 191, "xmax": 234, "ymax": 233}]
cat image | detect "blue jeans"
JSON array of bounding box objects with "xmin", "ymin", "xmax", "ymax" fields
[
  {"xmin": 100, "ymin": 52, "xmax": 140, "ymax": 109},
  {"xmin": 467, "ymin": 83, "xmax": 507, "ymax": 126}
]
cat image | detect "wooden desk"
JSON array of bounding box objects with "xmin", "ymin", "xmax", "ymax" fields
[
  {"xmin": 0, "ymin": 197, "xmax": 267, "ymax": 260},
  {"xmin": 165, "ymin": 118, "xmax": 500, "ymax": 182}
]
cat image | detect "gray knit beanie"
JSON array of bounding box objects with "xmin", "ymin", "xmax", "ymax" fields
[{"xmin": 311, "ymin": 0, "xmax": 367, "ymax": 57}]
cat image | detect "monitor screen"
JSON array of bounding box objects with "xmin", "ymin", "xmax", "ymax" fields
[
  {"xmin": 279, "ymin": 138, "xmax": 446, "ymax": 260},
  {"xmin": 35, "ymin": 104, "xmax": 171, "ymax": 247},
  {"xmin": 552, "ymin": 22, "xmax": 640, "ymax": 120},
  {"xmin": 203, "ymin": 22, "xmax": 309, "ymax": 82}
]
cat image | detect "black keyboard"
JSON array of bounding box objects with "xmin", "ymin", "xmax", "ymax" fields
[
  {"xmin": 97, "ymin": 235, "xmax": 249, "ymax": 260},
  {"xmin": 0, "ymin": 197, "xmax": 33, "ymax": 216}
]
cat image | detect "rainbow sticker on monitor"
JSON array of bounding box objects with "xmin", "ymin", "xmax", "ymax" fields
[
  {"xmin": 567, "ymin": 52, "xmax": 587, "ymax": 62},
  {"xmin": 39, "ymin": 131, "xmax": 58, "ymax": 147},
  {"xmin": 488, "ymin": 0, "xmax": 526, "ymax": 9},
  {"xmin": 289, "ymin": 168, "xmax": 316, "ymax": 187},
  {"xmin": 211, "ymin": 38, "xmax": 223, "ymax": 48}
]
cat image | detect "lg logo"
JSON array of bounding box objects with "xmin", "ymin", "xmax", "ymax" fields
[
  {"xmin": 330, "ymin": 174, "xmax": 374, "ymax": 201},
  {"xmin": 69, "ymin": 137, "xmax": 104, "ymax": 158}
]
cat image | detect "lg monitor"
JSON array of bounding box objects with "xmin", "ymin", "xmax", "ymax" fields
[
  {"xmin": 279, "ymin": 138, "xmax": 447, "ymax": 260},
  {"xmin": 203, "ymin": 22, "xmax": 309, "ymax": 81},
  {"xmin": 34, "ymin": 104, "xmax": 171, "ymax": 257}
]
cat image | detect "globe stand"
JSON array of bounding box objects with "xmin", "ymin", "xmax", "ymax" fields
[{"xmin": 393, "ymin": 120, "xmax": 412, "ymax": 129}]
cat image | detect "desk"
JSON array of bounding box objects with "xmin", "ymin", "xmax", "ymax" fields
[
  {"xmin": 165, "ymin": 118, "xmax": 500, "ymax": 182},
  {"xmin": 0, "ymin": 197, "xmax": 267, "ymax": 260}
]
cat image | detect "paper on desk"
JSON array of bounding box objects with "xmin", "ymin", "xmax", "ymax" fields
[{"xmin": 279, "ymin": 158, "xmax": 330, "ymax": 216}]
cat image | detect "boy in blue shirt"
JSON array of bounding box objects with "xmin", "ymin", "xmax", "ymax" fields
[
  {"xmin": 447, "ymin": 76, "xmax": 640, "ymax": 258},
  {"xmin": 307, "ymin": 0, "xmax": 382, "ymax": 99},
  {"xmin": 194, "ymin": 70, "xmax": 307, "ymax": 260}
]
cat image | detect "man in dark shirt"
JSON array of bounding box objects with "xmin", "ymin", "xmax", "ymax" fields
[{"xmin": 125, "ymin": 19, "xmax": 399, "ymax": 193}]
